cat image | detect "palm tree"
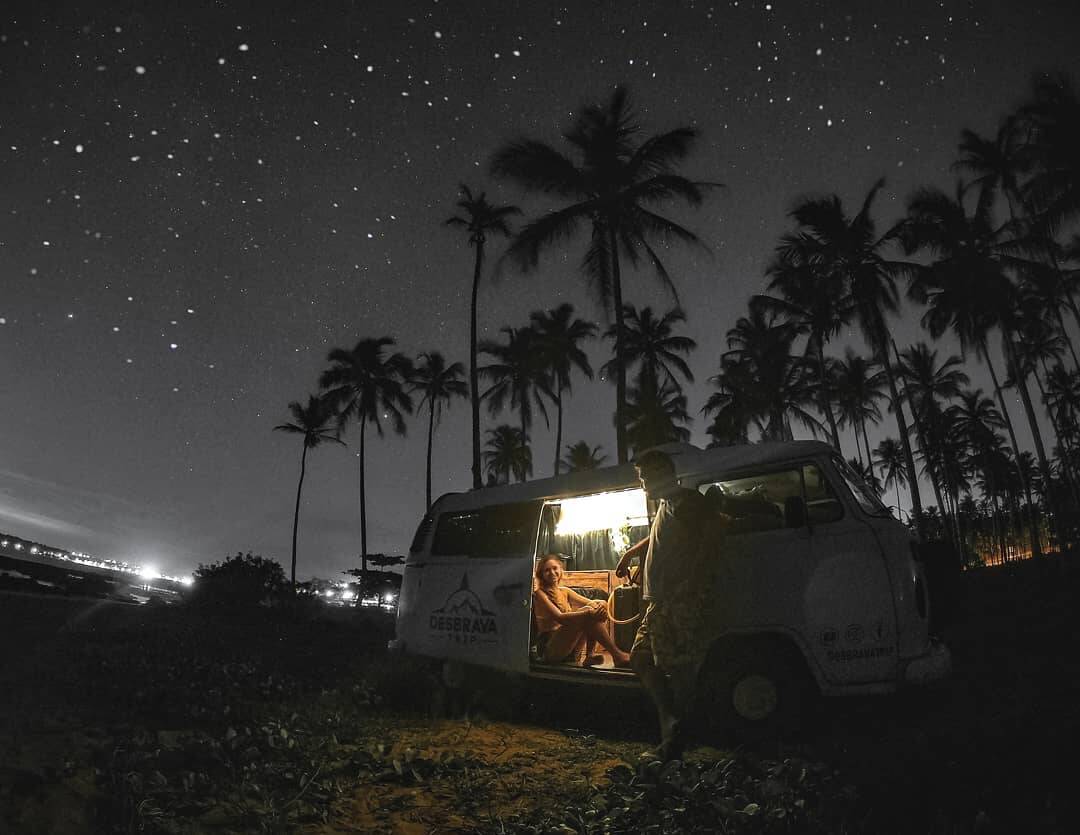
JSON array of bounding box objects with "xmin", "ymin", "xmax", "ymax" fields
[
  {"xmin": 1019, "ymin": 72, "xmax": 1080, "ymax": 236},
  {"xmin": 319, "ymin": 338, "xmax": 413, "ymax": 575},
  {"xmin": 832, "ymin": 349, "xmax": 887, "ymax": 473},
  {"xmin": 411, "ymin": 352, "xmax": 467, "ymax": 509},
  {"xmin": 479, "ymin": 326, "xmax": 553, "ymax": 469},
  {"xmin": 445, "ymin": 184, "xmax": 522, "ymax": 490},
  {"xmin": 901, "ymin": 182, "xmax": 1049, "ymax": 554},
  {"xmin": 875, "ymin": 438, "xmax": 908, "ymax": 519},
  {"xmin": 602, "ymin": 304, "xmax": 697, "ymax": 391},
  {"xmin": 947, "ymin": 390, "xmax": 1013, "ymax": 562},
  {"xmin": 782, "ymin": 180, "xmax": 926, "ymax": 536},
  {"xmin": 702, "ymin": 356, "xmax": 756, "ymax": 447},
  {"xmin": 897, "ymin": 343, "xmax": 970, "ymax": 543},
  {"xmin": 715, "ymin": 305, "xmax": 821, "ymax": 441},
  {"xmin": 561, "ymin": 441, "xmax": 608, "ymax": 473},
  {"xmin": 490, "ymin": 86, "xmax": 718, "ymax": 464},
  {"xmin": 624, "ymin": 370, "xmax": 692, "ymax": 455},
  {"xmin": 484, "ymin": 424, "xmax": 532, "ymax": 485},
  {"xmin": 758, "ymin": 225, "xmax": 855, "ymax": 450},
  {"xmin": 529, "ymin": 304, "xmax": 597, "ymax": 476},
  {"xmin": 273, "ymin": 395, "xmax": 345, "ymax": 588}
]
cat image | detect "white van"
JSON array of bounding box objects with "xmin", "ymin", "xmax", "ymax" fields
[{"xmin": 390, "ymin": 440, "xmax": 951, "ymax": 729}]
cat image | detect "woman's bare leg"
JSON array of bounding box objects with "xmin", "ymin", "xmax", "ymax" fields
[
  {"xmin": 542, "ymin": 623, "xmax": 587, "ymax": 662},
  {"xmin": 584, "ymin": 616, "xmax": 631, "ymax": 665}
]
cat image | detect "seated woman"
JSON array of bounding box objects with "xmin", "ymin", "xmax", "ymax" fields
[{"xmin": 532, "ymin": 554, "xmax": 631, "ymax": 667}]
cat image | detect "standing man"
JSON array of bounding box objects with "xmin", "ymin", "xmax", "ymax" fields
[{"xmin": 615, "ymin": 448, "xmax": 715, "ymax": 761}]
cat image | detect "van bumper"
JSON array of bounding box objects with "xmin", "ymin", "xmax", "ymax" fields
[{"xmin": 902, "ymin": 638, "xmax": 951, "ymax": 686}]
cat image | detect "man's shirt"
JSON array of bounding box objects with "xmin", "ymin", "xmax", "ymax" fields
[{"xmin": 641, "ymin": 488, "xmax": 711, "ymax": 602}]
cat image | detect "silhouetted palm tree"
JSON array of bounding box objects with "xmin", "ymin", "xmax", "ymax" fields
[
  {"xmin": 445, "ymin": 184, "xmax": 521, "ymax": 489},
  {"xmin": 898, "ymin": 343, "xmax": 970, "ymax": 542},
  {"xmin": 479, "ymin": 326, "xmax": 553, "ymax": 470},
  {"xmin": 490, "ymin": 86, "xmax": 717, "ymax": 463},
  {"xmin": 624, "ymin": 370, "xmax": 691, "ymax": 455},
  {"xmin": 1019, "ymin": 72, "xmax": 1080, "ymax": 235},
  {"xmin": 758, "ymin": 223, "xmax": 855, "ymax": 449},
  {"xmin": 484, "ymin": 424, "xmax": 532, "ymax": 484},
  {"xmin": 901, "ymin": 182, "xmax": 1049, "ymax": 553},
  {"xmin": 561, "ymin": 441, "xmax": 608, "ymax": 473},
  {"xmin": 948, "ymin": 390, "xmax": 1013, "ymax": 561},
  {"xmin": 411, "ymin": 352, "xmax": 467, "ymax": 509},
  {"xmin": 702, "ymin": 356, "xmax": 757, "ymax": 447},
  {"xmin": 719, "ymin": 305, "xmax": 821, "ymax": 441},
  {"xmin": 274, "ymin": 395, "xmax": 345, "ymax": 588},
  {"xmin": 602, "ymin": 304, "xmax": 697, "ymax": 390},
  {"xmin": 784, "ymin": 180, "xmax": 926, "ymax": 534},
  {"xmin": 319, "ymin": 338, "xmax": 413, "ymax": 575},
  {"xmin": 875, "ymin": 438, "xmax": 908, "ymax": 518},
  {"xmin": 530, "ymin": 304, "xmax": 597, "ymax": 475},
  {"xmin": 832, "ymin": 349, "xmax": 887, "ymax": 472}
]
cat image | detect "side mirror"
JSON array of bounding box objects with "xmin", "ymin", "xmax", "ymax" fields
[{"xmin": 784, "ymin": 496, "xmax": 807, "ymax": 529}]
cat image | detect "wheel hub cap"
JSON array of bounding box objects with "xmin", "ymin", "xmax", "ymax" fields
[{"xmin": 732, "ymin": 674, "xmax": 778, "ymax": 721}]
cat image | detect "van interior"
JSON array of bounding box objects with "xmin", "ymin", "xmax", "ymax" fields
[{"xmin": 527, "ymin": 463, "xmax": 844, "ymax": 674}]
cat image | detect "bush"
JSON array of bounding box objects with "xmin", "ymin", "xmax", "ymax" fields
[{"xmin": 187, "ymin": 551, "xmax": 288, "ymax": 609}]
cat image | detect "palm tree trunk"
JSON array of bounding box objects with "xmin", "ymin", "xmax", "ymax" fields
[
  {"xmin": 1003, "ymin": 337, "xmax": 1054, "ymax": 554},
  {"xmin": 425, "ymin": 404, "xmax": 435, "ymax": 510},
  {"xmin": 359, "ymin": 419, "xmax": 367, "ymax": 576},
  {"xmin": 469, "ymin": 241, "xmax": 484, "ymax": 489},
  {"xmin": 608, "ymin": 222, "xmax": 628, "ymax": 464},
  {"xmin": 980, "ymin": 336, "xmax": 1040, "ymax": 558},
  {"xmin": 815, "ymin": 339, "xmax": 841, "ymax": 450},
  {"xmin": 861, "ymin": 417, "xmax": 875, "ymax": 478},
  {"xmin": 290, "ymin": 444, "xmax": 308, "ymax": 589},
  {"xmin": 879, "ymin": 344, "xmax": 924, "ymax": 538},
  {"xmin": 891, "ymin": 341, "xmax": 950, "ymax": 544},
  {"xmin": 553, "ymin": 387, "xmax": 564, "ymax": 477}
]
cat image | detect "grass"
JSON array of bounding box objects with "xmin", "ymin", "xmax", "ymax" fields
[{"xmin": 1, "ymin": 555, "xmax": 1079, "ymax": 833}]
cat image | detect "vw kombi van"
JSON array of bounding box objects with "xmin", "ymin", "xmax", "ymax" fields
[{"xmin": 391, "ymin": 440, "xmax": 951, "ymax": 729}]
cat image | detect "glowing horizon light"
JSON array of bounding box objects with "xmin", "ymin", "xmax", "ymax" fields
[
  {"xmin": 138, "ymin": 564, "xmax": 159, "ymax": 580},
  {"xmin": 553, "ymin": 489, "xmax": 648, "ymax": 538},
  {"xmin": 181, "ymin": 576, "xmax": 194, "ymax": 586}
]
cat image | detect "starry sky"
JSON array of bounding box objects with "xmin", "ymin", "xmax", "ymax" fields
[{"xmin": 2, "ymin": 0, "xmax": 1078, "ymax": 580}]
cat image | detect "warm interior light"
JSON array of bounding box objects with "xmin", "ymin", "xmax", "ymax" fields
[{"xmin": 553, "ymin": 489, "xmax": 649, "ymax": 538}]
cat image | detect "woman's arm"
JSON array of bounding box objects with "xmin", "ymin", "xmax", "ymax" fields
[{"xmin": 565, "ymin": 587, "xmax": 605, "ymax": 610}]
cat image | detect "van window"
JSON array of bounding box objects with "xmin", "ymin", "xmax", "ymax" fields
[
  {"xmin": 698, "ymin": 463, "xmax": 843, "ymax": 534},
  {"xmin": 431, "ymin": 501, "xmax": 542, "ymax": 558}
]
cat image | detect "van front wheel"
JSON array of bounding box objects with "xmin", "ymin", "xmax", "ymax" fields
[{"xmin": 696, "ymin": 639, "xmax": 816, "ymax": 741}]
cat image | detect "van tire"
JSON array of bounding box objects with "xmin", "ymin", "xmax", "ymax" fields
[{"xmin": 695, "ymin": 636, "xmax": 817, "ymax": 743}]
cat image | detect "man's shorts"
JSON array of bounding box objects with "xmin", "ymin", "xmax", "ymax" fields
[{"xmin": 631, "ymin": 597, "xmax": 710, "ymax": 671}]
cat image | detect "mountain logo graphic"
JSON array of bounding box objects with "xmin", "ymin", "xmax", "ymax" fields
[{"xmin": 429, "ymin": 573, "xmax": 498, "ymax": 643}]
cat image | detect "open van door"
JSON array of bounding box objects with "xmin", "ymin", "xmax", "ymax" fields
[{"xmin": 399, "ymin": 500, "xmax": 540, "ymax": 674}]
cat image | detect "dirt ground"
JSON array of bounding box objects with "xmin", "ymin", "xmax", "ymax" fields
[{"xmin": 2, "ymin": 556, "xmax": 1079, "ymax": 833}]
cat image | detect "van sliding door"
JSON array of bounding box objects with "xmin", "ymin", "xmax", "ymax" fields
[{"xmin": 406, "ymin": 501, "xmax": 541, "ymax": 673}]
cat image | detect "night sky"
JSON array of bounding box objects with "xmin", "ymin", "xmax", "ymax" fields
[{"xmin": 3, "ymin": 0, "xmax": 1078, "ymax": 580}]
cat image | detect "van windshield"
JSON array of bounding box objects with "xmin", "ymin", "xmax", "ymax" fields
[{"xmin": 832, "ymin": 455, "xmax": 891, "ymax": 516}]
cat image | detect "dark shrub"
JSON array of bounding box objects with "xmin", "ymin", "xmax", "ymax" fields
[{"xmin": 187, "ymin": 551, "xmax": 287, "ymax": 609}]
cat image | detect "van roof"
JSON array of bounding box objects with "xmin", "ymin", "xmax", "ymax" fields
[{"xmin": 432, "ymin": 439, "xmax": 836, "ymax": 513}]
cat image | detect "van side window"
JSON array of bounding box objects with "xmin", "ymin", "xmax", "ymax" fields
[
  {"xmin": 698, "ymin": 463, "xmax": 842, "ymax": 534},
  {"xmin": 431, "ymin": 501, "xmax": 542, "ymax": 558}
]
